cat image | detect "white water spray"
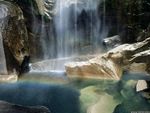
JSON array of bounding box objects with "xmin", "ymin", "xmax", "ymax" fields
[
  {"xmin": 0, "ymin": 33, "xmax": 7, "ymax": 75},
  {"xmin": 54, "ymin": 0, "xmax": 108, "ymax": 58},
  {"xmin": 30, "ymin": 0, "xmax": 108, "ymax": 72}
]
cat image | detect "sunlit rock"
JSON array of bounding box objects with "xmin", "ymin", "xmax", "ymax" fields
[
  {"xmin": 65, "ymin": 56, "xmax": 122, "ymax": 80},
  {"xmin": 0, "ymin": 74, "xmax": 17, "ymax": 83},
  {"xmin": 0, "ymin": 100, "xmax": 51, "ymax": 113},
  {"xmin": 127, "ymin": 63, "xmax": 147, "ymax": 73},
  {"xmin": 136, "ymin": 80, "xmax": 148, "ymax": 92},
  {"xmin": 129, "ymin": 50, "xmax": 150, "ymax": 73},
  {"xmin": 136, "ymin": 80, "xmax": 150, "ymax": 99},
  {"xmin": 65, "ymin": 37, "xmax": 150, "ymax": 79}
]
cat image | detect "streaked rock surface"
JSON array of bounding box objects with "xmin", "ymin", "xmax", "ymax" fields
[
  {"xmin": 0, "ymin": 1, "xmax": 29, "ymax": 75},
  {"xmin": 65, "ymin": 37, "xmax": 150, "ymax": 80},
  {"xmin": 65, "ymin": 56, "xmax": 122, "ymax": 80}
]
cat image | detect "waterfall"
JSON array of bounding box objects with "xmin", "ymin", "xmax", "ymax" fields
[
  {"xmin": 0, "ymin": 4, "xmax": 7, "ymax": 75},
  {"xmin": 0, "ymin": 33, "xmax": 7, "ymax": 75},
  {"xmin": 30, "ymin": 0, "xmax": 108, "ymax": 60},
  {"xmin": 30, "ymin": 0, "xmax": 108, "ymax": 72},
  {"xmin": 54, "ymin": 0, "xmax": 108, "ymax": 58}
]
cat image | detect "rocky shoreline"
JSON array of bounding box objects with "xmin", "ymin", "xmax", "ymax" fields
[{"xmin": 65, "ymin": 37, "xmax": 150, "ymax": 80}]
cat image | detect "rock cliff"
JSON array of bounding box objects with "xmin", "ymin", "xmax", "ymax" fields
[{"xmin": 0, "ymin": 1, "xmax": 29, "ymax": 75}]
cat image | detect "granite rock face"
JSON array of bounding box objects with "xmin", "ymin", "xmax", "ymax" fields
[
  {"xmin": 0, "ymin": 100, "xmax": 51, "ymax": 113},
  {"xmin": 65, "ymin": 37, "xmax": 150, "ymax": 80},
  {"xmin": 65, "ymin": 56, "xmax": 122, "ymax": 80},
  {"xmin": 15, "ymin": 0, "xmax": 56, "ymax": 61},
  {"xmin": 0, "ymin": 1, "xmax": 29, "ymax": 74}
]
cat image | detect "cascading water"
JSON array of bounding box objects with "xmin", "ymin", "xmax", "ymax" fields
[
  {"xmin": 0, "ymin": 33, "xmax": 7, "ymax": 75},
  {"xmin": 30, "ymin": 0, "xmax": 108, "ymax": 72},
  {"xmin": 54, "ymin": 0, "xmax": 108, "ymax": 58},
  {"xmin": 0, "ymin": 4, "xmax": 8, "ymax": 75}
]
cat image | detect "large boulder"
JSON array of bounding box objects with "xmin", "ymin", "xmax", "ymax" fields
[
  {"xmin": 65, "ymin": 55, "xmax": 122, "ymax": 80},
  {"xmin": 65, "ymin": 37, "xmax": 150, "ymax": 80},
  {"xmin": 0, "ymin": 1, "xmax": 29, "ymax": 75},
  {"xmin": 0, "ymin": 33, "xmax": 7, "ymax": 75}
]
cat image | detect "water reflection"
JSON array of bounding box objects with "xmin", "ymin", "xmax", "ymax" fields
[{"xmin": 0, "ymin": 72, "xmax": 150, "ymax": 113}]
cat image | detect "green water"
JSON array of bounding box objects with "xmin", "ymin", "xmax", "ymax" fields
[
  {"xmin": 19, "ymin": 73, "xmax": 150, "ymax": 113},
  {"xmin": 70, "ymin": 78, "xmax": 150, "ymax": 113}
]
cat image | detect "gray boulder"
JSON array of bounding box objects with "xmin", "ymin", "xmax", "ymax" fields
[
  {"xmin": 0, "ymin": 100, "xmax": 51, "ymax": 113},
  {"xmin": 103, "ymin": 35, "xmax": 121, "ymax": 50}
]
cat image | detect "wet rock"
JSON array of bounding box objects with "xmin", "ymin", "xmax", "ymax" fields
[
  {"xmin": 136, "ymin": 80, "xmax": 150, "ymax": 99},
  {"xmin": 113, "ymin": 102, "xmax": 150, "ymax": 113},
  {"xmin": 137, "ymin": 26, "xmax": 150, "ymax": 42},
  {"xmin": 15, "ymin": 0, "xmax": 56, "ymax": 61},
  {"xmin": 0, "ymin": 1, "xmax": 29, "ymax": 74},
  {"xmin": 65, "ymin": 37, "xmax": 150, "ymax": 79},
  {"xmin": 140, "ymin": 91, "xmax": 150, "ymax": 99},
  {"xmin": 129, "ymin": 50, "xmax": 150, "ymax": 73},
  {"xmin": 0, "ymin": 74, "xmax": 17, "ymax": 83},
  {"xmin": 65, "ymin": 55, "xmax": 122, "ymax": 80},
  {"xmin": 34, "ymin": 0, "xmax": 55, "ymax": 20},
  {"xmin": 30, "ymin": 55, "xmax": 95, "ymax": 71},
  {"xmin": 0, "ymin": 100, "xmax": 51, "ymax": 113},
  {"xmin": 136, "ymin": 80, "xmax": 148, "ymax": 92},
  {"xmin": 103, "ymin": 35, "xmax": 121, "ymax": 50},
  {"xmin": 20, "ymin": 56, "xmax": 30, "ymax": 75},
  {"xmin": 113, "ymin": 80, "xmax": 150, "ymax": 113}
]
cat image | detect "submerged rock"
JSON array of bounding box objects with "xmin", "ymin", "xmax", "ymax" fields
[
  {"xmin": 0, "ymin": 83, "xmax": 80, "ymax": 113},
  {"xmin": 113, "ymin": 79, "xmax": 150, "ymax": 113},
  {"xmin": 0, "ymin": 100, "xmax": 51, "ymax": 113},
  {"xmin": 65, "ymin": 37, "xmax": 150, "ymax": 79}
]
